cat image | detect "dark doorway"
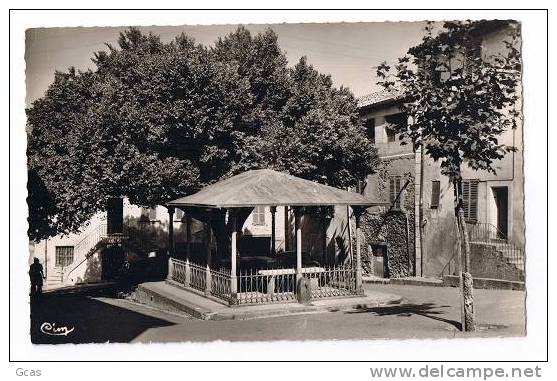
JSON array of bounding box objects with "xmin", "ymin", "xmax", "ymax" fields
[
  {"xmin": 101, "ymin": 246, "xmax": 124, "ymax": 281},
  {"xmin": 492, "ymin": 187, "xmax": 509, "ymax": 239},
  {"xmin": 371, "ymin": 243, "xmax": 389, "ymax": 278}
]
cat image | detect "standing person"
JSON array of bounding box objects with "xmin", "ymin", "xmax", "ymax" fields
[{"xmin": 29, "ymin": 258, "xmax": 45, "ymax": 297}]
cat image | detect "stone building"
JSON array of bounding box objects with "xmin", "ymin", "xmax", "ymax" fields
[{"xmin": 357, "ymin": 20, "xmax": 525, "ymax": 281}]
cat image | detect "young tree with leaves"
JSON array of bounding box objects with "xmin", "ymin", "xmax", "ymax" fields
[{"xmin": 376, "ymin": 20, "xmax": 521, "ymax": 331}]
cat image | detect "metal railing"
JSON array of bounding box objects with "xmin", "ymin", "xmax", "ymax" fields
[
  {"xmin": 467, "ymin": 222, "xmax": 525, "ymax": 273},
  {"xmin": 74, "ymin": 223, "xmax": 106, "ymax": 261},
  {"xmin": 467, "ymin": 222, "xmax": 507, "ymax": 242},
  {"xmin": 188, "ymin": 261, "xmax": 207, "ymax": 292},
  {"xmin": 237, "ymin": 268, "xmax": 297, "ymax": 305},
  {"xmin": 210, "ymin": 267, "xmax": 232, "ymax": 302},
  {"xmin": 305, "ymin": 264, "xmax": 359, "ymax": 299},
  {"xmin": 169, "ymin": 257, "xmax": 187, "ymax": 284},
  {"xmin": 168, "ymin": 258, "xmax": 362, "ymax": 305}
]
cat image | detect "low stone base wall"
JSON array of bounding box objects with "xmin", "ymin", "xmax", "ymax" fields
[
  {"xmin": 469, "ymin": 243, "xmax": 524, "ymax": 281},
  {"xmin": 442, "ymin": 275, "xmax": 525, "ymax": 291}
]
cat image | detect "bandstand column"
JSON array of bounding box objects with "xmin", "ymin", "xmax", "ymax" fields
[
  {"xmin": 230, "ymin": 211, "xmax": 238, "ymax": 301},
  {"xmin": 321, "ymin": 208, "xmax": 328, "ymax": 265},
  {"xmin": 353, "ymin": 206, "xmax": 363, "ymax": 293},
  {"xmin": 185, "ymin": 214, "xmax": 192, "ymax": 260},
  {"xmin": 294, "ymin": 207, "xmax": 302, "ymax": 282},
  {"xmin": 205, "ymin": 213, "xmax": 212, "ymax": 296},
  {"xmin": 185, "ymin": 213, "xmax": 192, "ymax": 285},
  {"xmin": 167, "ymin": 206, "xmax": 175, "ymax": 256},
  {"xmin": 167, "ymin": 206, "xmax": 175, "ymax": 281},
  {"xmin": 270, "ymin": 206, "xmax": 277, "ymax": 255}
]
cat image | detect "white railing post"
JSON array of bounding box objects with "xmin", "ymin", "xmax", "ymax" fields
[
  {"xmin": 167, "ymin": 257, "xmax": 174, "ymax": 281},
  {"xmin": 185, "ymin": 258, "xmax": 191, "ymax": 287}
]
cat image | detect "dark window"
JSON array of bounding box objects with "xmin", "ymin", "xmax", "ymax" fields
[
  {"xmin": 363, "ymin": 118, "xmax": 375, "ymax": 143},
  {"xmin": 431, "ymin": 180, "xmax": 441, "ymax": 208},
  {"xmin": 461, "ymin": 179, "xmax": 479, "ymax": 222},
  {"xmin": 389, "ymin": 176, "xmax": 403, "ymax": 210},
  {"xmin": 385, "ymin": 113, "xmax": 408, "ymax": 143},
  {"xmin": 385, "ymin": 125, "xmax": 397, "ymax": 143},
  {"xmin": 252, "ymin": 206, "xmax": 266, "ymax": 226},
  {"xmin": 55, "ymin": 246, "xmax": 74, "ymax": 267}
]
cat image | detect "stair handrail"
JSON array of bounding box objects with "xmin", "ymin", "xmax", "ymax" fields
[
  {"xmin": 62, "ymin": 223, "xmax": 107, "ymax": 282},
  {"xmin": 465, "ymin": 222, "xmax": 525, "ymax": 274},
  {"xmin": 467, "ymin": 222, "xmax": 507, "ymax": 242},
  {"xmin": 439, "ymin": 252, "xmax": 459, "ymax": 278},
  {"xmin": 74, "ymin": 223, "xmax": 106, "ymax": 257},
  {"xmin": 63, "ymin": 224, "xmax": 130, "ymax": 282}
]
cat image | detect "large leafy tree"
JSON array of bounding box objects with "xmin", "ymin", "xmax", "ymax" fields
[
  {"xmin": 27, "ymin": 27, "xmax": 378, "ymax": 241},
  {"xmin": 376, "ymin": 20, "xmax": 521, "ymax": 331}
]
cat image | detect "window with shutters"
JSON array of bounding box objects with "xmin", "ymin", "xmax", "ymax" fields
[
  {"xmin": 431, "ymin": 180, "xmax": 441, "ymax": 208},
  {"xmin": 55, "ymin": 246, "xmax": 74, "ymax": 267},
  {"xmin": 461, "ymin": 179, "xmax": 479, "ymax": 222},
  {"xmin": 252, "ymin": 206, "xmax": 266, "ymax": 226},
  {"xmin": 389, "ymin": 176, "xmax": 403, "ymax": 210}
]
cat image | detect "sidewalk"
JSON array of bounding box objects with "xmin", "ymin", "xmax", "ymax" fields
[
  {"xmin": 363, "ymin": 276, "xmax": 444, "ymax": 287},
  {"xmin": 132, "ymin": 281, "xmax": 405, "ymax": 321},
  {"xmin": 43, "ymin": 281, "xmax": 120, "ymax": 295}
]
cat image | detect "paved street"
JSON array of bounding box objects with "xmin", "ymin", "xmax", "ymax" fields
[{"xmin": 30, "ymin": 284, "xmax": 525, "ymax": 344}]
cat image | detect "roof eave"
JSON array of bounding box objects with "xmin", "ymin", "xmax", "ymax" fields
[{"xmin": 167, "ymin": 201, "xmax": 386, "ymax": 209}]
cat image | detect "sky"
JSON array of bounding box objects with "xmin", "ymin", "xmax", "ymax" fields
[{"xmin": 25, "ymin": 22, "xmax": 428, "ymax": 106}]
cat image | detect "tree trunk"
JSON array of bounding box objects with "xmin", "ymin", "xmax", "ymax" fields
[
  {"xmin": 453, "ymin": 177, "xmax": 476, "ymax": 332},
  {"xmin": 458, "ymin": 209, "xmax": 476, "ymax": 332}
]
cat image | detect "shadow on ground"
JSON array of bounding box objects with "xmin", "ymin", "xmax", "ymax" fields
[
  {"xmin": 346, "ymin": 302, "xmax": 462, "ymax": 331},
  {"xmin": 30, "ymin": 294, "xmax": 175, "ymax": 344}
]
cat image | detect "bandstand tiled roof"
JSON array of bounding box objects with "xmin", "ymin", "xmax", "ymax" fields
[
  {"xmin": 357, "ymin": 88, "xmax": 404, "ymax": 109},
  {"xmin": 167, "ymin": 169, "xmax": 382, "ymax": 209}
]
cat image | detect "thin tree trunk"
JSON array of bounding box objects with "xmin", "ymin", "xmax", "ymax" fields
[
  {"xmin": 458, "ymin": 209, "xmax": 476, "ymax": 332},
  {"xmin": 453, "ymin": 203, "xmax": 464, "ymax": 330},
  {"xmin": 453, "ymin": 177, "xmax": 476, "ymax": 332}
]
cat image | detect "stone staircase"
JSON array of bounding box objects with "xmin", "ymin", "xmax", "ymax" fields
[
  {"xmin": 439, "ymin": 223, "xmax": 525, "ymax": 282},
  {"xmin": 45, "ymin": 267, "xmax": 64, "ymax": 288},
  {"xmin": 490, "ymin": 240, "xmax": 524, "ymax": 269},
  {"xmin": 45, "ymin": 224, "xmax": 109, "ymax": 289},
  {"xmin": 467, "ymin": 223, "xmax": 524, "ymax": 274}
]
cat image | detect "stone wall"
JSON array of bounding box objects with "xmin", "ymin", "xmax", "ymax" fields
[
  {"xmin": 469, "ymin": 242, "xmax": 524, "ymax": 281},
  {"xmin": 360, "ymin": 159, "xmax": 416, "ymax": 278}
]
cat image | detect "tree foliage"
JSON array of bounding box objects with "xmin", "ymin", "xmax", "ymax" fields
[
  {"xmin": 27, "ymin": 27, "xmax": 378, "ymax": 241},
  {"xmin": 376, "ymin": 20, "xmax": 521, "ymax": 180}
]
